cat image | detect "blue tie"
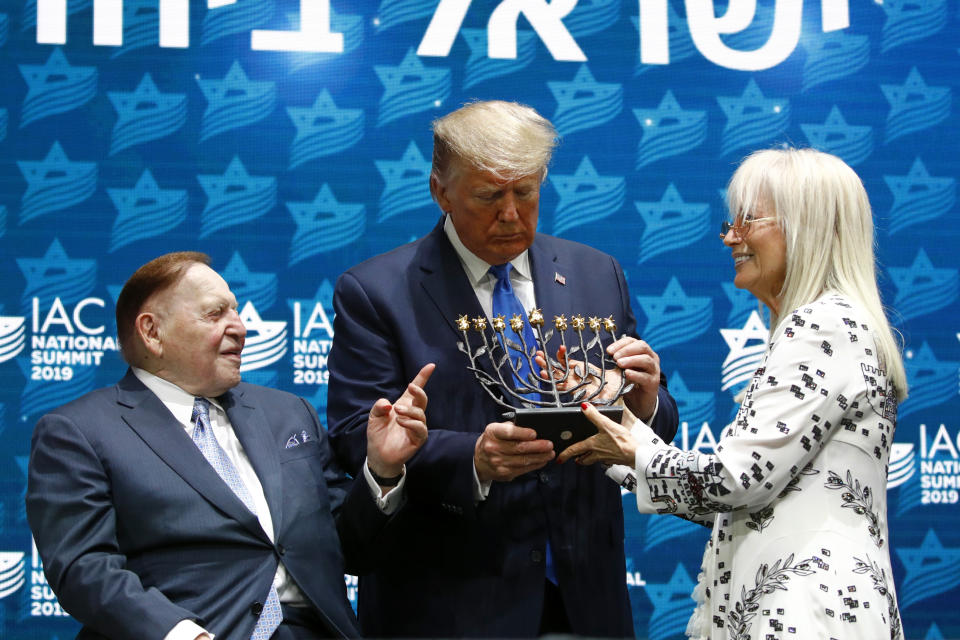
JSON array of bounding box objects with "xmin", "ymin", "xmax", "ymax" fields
[
  {"xmin": 192, "ymin": 398, "xmax": 283, "ymax": 639},
  {"xmin": 489, "ymin": 263, "xmax": 540, "ymax": 400},
  {"xmin": 488, "ymin": 266, "xmax": 556, "ymax": 584}
]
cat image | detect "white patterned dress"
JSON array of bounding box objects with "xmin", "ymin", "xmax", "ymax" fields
[{"xmin": 629, "ymin": 294, "xmax": 902, "ymax": 640}]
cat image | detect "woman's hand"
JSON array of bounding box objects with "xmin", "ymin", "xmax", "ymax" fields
[{"xmin": 556, "ymin": 402, "xmax": 638, "ymax": 466}]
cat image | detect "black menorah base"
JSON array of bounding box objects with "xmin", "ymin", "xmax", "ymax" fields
[{"xmin": 502, "ymin": 406, "xmax": 624, "ymax": 454}]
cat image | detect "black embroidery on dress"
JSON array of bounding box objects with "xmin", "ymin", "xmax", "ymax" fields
[
  {"xmin": 853, "ymin": 555, "xmax": 902, "ymax": 640},
  {"xmin": 825, "ymin": 470, "xmax": 882, "ymax": 547},
  {"xmin": 745, "ymin": 506, "xmax": 773, "ymax": 532},
  {"xmin": 778, "ymin": 462, "xmax": 819, "ymax": 498},
  {"xmin": 727, "ymin": 554, "xmax": 816, "ymax": 640},
  {"xmin": 862, "ymin": 363, "xmax": 898, "ymax": 422}
]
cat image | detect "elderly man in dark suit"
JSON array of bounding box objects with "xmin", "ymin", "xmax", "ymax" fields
[
  {"xmin": 26, "ymin": 251, "xmax": 433, "ymax": 640},
  {"xmin": 327, "ymin": 100, "xmax": 679, "ymax": 637}
]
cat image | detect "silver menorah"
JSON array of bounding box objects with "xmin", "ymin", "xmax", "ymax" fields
[{"xmin": 455, "ymin": 310, "xmax": 635, "ymax": 410}]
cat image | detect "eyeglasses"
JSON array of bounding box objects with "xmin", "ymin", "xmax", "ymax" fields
[{"xmin": 719, "ymin": 216, "xmax": 775, "ymax": 241}]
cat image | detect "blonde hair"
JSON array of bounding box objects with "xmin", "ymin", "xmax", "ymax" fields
[
  {"xmin": 430, "ymin": 100, "xmax": 557, "ymax": 194},
  {"xmin": 726, "ymin": 148, "xmax": 908, "ymax": 398}
]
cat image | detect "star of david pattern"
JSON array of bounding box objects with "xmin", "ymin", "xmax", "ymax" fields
[{"xmin": 631, "ymin": 295, "xmax": 902, "ymax": 639}]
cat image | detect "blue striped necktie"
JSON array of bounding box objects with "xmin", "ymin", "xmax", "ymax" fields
[
  {"xmin": 489, "ymin": 263, "xmax": 540, "ymax": 399},
  {"xmin": 192, "ymin": 397, "xmax": 282, "ymax": 639}
]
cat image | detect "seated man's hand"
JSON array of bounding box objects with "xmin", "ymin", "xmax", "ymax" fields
[
  {"xmin": 367, "ymin": 363, "xmax": 435, "ymax": 479},
  {"xmin": 606, "ymin": 337, "xmax": 661, "ymax": 422},
  {"xmin": 474, "ymin": 422, "xmax": 555, "ymax": 483}
]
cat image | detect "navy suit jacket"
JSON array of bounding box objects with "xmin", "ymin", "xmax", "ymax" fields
[
  {"xmin": 26, "ymin": 370, "xmax": 385, "ymax": 640},
  {"xmin": 327, "ymin": 218, "xmax": 678, "ymax": 638}
]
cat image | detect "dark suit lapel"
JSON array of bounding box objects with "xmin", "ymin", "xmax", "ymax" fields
[
  {"xmin": 418, "ymin": 217, "xmax": 487, "ymax": 338},
  {"xmin": 115, "ymin": 371, "xmax": 269, "ymax": 542},
  {"xmin": 529, "ymin": 236, "xmax": 572, "ymax": 329},
  {"xmin": 221, "ymin": 388, "xmax": 284, "ymax": 535}
]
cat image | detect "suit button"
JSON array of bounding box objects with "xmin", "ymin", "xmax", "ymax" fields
[
  {"xmin": 530, "ymin": 550, "xmax": 543, "ymax": 563},
  {"xmin": 277, "ymin": 544, "xmax": 286, "ymax": 556},
  {"xmin": 538, "ymin": 471, "xmax": 550, "ymax": 484},
  {"xmin": 251, "ymin": 602, "xmax": 263, "ymax": 616}
]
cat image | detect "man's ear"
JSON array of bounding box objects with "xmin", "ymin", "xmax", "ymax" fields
[
  {"xmin": 430, "ymin": 173, "xmax": 450, "ymax": 213},
  {"xmin": 135, "ymin": 312, "xmax": 163, "ymax": 358}
]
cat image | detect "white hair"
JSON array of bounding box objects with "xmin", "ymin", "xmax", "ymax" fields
[
  {"xmin": 727, "ymin": 148, "xmax": 908, "ymax": 399},
  {"xmin": 430, "ymin": 100, "xmax": 557, "ymax": 192}
]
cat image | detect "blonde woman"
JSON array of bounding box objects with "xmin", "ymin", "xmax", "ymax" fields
[{"xmin": 561, "ymin": 148, "xmax": 907, "ymax": 639}]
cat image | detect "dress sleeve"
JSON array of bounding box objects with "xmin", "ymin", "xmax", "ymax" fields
[{"xmin": 631, "ymin": 304, "xmax": 859, "ymax": 519}]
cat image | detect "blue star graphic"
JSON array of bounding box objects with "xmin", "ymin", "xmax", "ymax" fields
[
  {"xmin": 222, "ymin": 251, "xmax": 278, "ymax": 311},
  {"xmin": 548, "ymin": 64, "xmax": 621, "ymax": 113},
  {"xmin": 800, "ymin": 105, "xmax": 871, "ymax": 150},
  {"xmin": 197, "ymin": 60, "xmax": 274, "ymax": 107},
  {"xmin": 16, "ymin": 238, "xmax": 97, "ymax": 308},
  {"xmin": 881, "ymin": 0, "xmax": 948, "ymax": 28},
  {"xmin": 287, "ymin": 184, "xmax": 365, "ymax": 263},
  {"xmin": 634, "ymin": 184, "xmax": 708, "ymax": 231},
  {"xmin": 237, "ymin": 301, "xmax": 288, "ymax": 373},
  {"xmin": 636, "ymin": 277, "xmax": 712, "ymax": 350},
  {"xmin": 108, "ymin": 73, "xmax": 185, "ymax": 128},
  {"xmin": 375, "ymin": 48, "xmax": 449, "ymax": 105},
  {"xmin": 717, "ymin": 79, "xmax": 788, "ymax": 128},
  {"xmin": 881, "ymin": 67, "xmax": 950, "ymax": 117},
  {"xmin": 888, "ymin": 249, "xmax": 957, "ymax": 297},
  {"xmin": 906, "ymin": 341, "xmax": 958, "ymax": 376},
  {"xmin": 551, "ymin": 157, "xmax": 623, "ymax": 210},
  {"xmin": 884, "ymin": 158, "xmax": 955, "ymax": 233},
  {"xmin": 644, "ymin": 563, "xmax": 696, "ymax": 616},
  {"xmin": 637, "ymin": 278, "xmax": 710, "ymax": 326},
  {"xmin": 18, "ymin": 141, "xmax": 94, "ymax": 193},
  {"xmin": 19, "ymin": 48, "xmax": 95, "ymax": 94},
  {"xmin": 634, "ymin": 91, "xmax": 705, "ymax": 131},
  {"xmin": 374, "ymin": 141, "xmax": 433, "ymax": 220},
  {"xmin": 667, "ymin": 371, "xmax": 714, "ymax": 423},
  {"xmin": 289, "ymin": 184, "xmax": 363, "ymax": 228},
  {"xmin": 287, "ymin": 89, "xmax": 363, "ymax": 142},
  {"xmin": 375, "ymin": 141, "xmax": 430, "ymax": 189},
  {"xmin": 107, "ymin": 169, "xmax": 184, "ymax": 217},
  {"xmin": 197, "ymin": 156, "xmax": 275, "ymax": 207},
  {"xmin": 895, "ymin": 529, "xmax": 960, "ymax": 608}
]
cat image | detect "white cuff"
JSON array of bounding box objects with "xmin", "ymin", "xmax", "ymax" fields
[
  {"xmin": 472, "ymin": 461, "xmax": 491, "ymax": 502},
  {"xmin": 164, "ymin": 619, "xmax": 212, "ymax": 640},
  {"xmin": 363, "ymin": 459, "xmax": 406, "ymax": 515}
]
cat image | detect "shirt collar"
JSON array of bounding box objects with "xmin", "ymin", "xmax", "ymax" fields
[
  {"xmin": 132, "ymin": 367, "xmax": 225, "ymax": 427},
  {"xmin": 442, "ymin": 214, "xmax": 532, "ymax": 285}
]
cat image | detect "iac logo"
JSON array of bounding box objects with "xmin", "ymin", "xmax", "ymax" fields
[
  {"xmin": 0, "ymin": 552, "xmax": 25, "ymax": 600},
  {"xmin": 0, "ymin": 316, "xmax": 26, "ymax": 364},
  {"xmin": 239, "ymin": 302, "xmax": 287, "ymax": 372}
]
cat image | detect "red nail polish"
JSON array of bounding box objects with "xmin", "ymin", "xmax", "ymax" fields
[{"xmin": 580, "ymin": 402, "xmax": 588, "ymax": 410}]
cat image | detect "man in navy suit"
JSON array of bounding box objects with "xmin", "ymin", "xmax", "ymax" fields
[
  {"xmin": 26, "ymin": 252, "xmax": 434, "ymax": 640},
  {"xmin": 327, "ymin": 101, "xmax": 679, "ymax": 637}
]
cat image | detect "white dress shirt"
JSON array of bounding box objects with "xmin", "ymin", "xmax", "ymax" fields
[{"xmin": 132, "ymin": 369, "xmax": 403, "ymax": 640}]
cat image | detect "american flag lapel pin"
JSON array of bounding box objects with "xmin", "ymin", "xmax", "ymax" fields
[{"xmin": 554, "ymin": 272, "xmax": 566, "ymax": 285}]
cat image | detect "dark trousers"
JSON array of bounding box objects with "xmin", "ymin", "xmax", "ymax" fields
[
  {"xmin": 272, "ymin": 605, "xmax": 339, "ymax": 640},
  {"xmin": 539, "ymin": 579, "xmax": 572, "ymax": 636}
]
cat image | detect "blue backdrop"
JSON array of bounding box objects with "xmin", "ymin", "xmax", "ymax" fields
[{"xmin": 0, "ymin": 0, "xmax": 958, "ymax": 638}]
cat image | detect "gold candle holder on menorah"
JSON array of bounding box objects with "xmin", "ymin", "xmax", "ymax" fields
[{"xmin": 456, "ymin": 310, "xmax": 634, "ymax": 451}]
